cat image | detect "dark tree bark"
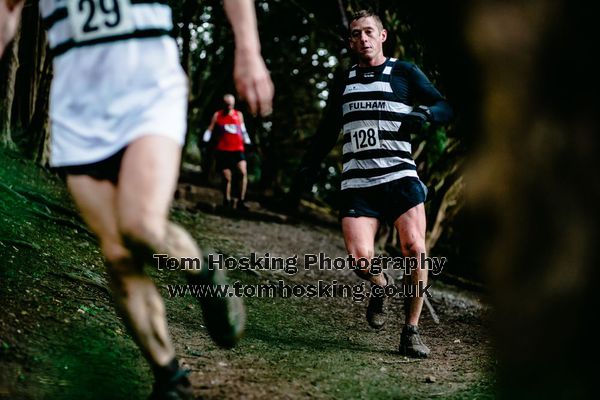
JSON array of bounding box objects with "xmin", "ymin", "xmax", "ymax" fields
[
  {"xmin": 26, "ymin": 54, "xmax": 52, "ymax": 165},
  {"xmin": 179, "ymin": 0, "xmax": 199, "ymax": 75},
  {"xmin": 0, "ymin": 27, "xmax": 20, "ymax": 148},
  {"xmin": 13, "ymin": 0, "xmax": 45, "ymax": 130},
  {"xmin": 464, "ymin": 1, "xmax": 600, "ymax": 397},
  {"xmin": 336, "ymin": 0, "xmax": 348, "ymax": 28},
  {"xmin": 11, "ymin": 0, "xmax": 49, "ymax": 162}
]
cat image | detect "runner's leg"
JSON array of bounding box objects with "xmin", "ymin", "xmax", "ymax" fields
[
  {"xmin": 342, "ymin": 216, "xmax": 394, "ymax": 328},
  {"xmin": 67, "ymin": 174, "xmax": 175, "ymax": 367},
  {"xmin": 117, "ymin": 136, "xmax": 205, "ymax": 276},
  {"xmin": 393, "ymin": 203, "xmax": 427, "ymax": 325},
  {"xmin": 117, "ymin": 135, "xmax": 244, "ymax": 350},
  {"xmin": 341, "ymin": 216, "xmax": 386, "ymax": 287},
  {"xmin": 236, "ymin": 160, "xmax": 248, "ymax": 201},
  {"xmin": 222, "ymin": 168, "xmax": 233, "ymax": 205}
]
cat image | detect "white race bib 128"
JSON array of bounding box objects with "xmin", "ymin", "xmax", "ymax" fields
[
  {"xmin": 349, "ymin": 127, "xmax": 380, "ymax": 152},
  {"xmin": 67, "ymin": 0, "xmax": 134, "ymax": 42}
]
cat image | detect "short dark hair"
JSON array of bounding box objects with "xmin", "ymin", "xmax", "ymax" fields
[{"xmin": 350, "ymin": 9, "xmax": 384, "ymax": 31}]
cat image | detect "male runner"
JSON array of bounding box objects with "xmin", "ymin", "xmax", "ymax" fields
[
  {"xmin": 0, "ymin": 0, "xmax": 273, "ymax": 398},
  {"xmin": 298, "ymin": 9, "xmax": 452, "ymax": 358},
  {"xmin": 203, "ymin": 94, "xmax": 252, "ymax": 210}
]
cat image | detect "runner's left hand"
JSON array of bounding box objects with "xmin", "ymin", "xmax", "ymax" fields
[{"xmin": 398, "ymin": 106, "xmax": 431, "ymax": 133}]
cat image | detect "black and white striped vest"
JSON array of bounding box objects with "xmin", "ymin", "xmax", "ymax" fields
[
  {"xmin": 40, "ymin": 0, "xmax": 174, "ymax": 57},
  {"xmin": 341, "ymin": 58, "xmax": 418, "ymax": 190}
]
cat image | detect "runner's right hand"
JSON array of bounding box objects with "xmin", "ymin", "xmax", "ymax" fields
[{"xmin": 233, "ymin": 49, "xmax": 274, "ymax": 118}]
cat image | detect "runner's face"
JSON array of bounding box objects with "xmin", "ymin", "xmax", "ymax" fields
[
  {"xmin": 349, "ymin": 17, "xmax": 387, "ymax": 66},
  {"xmin": 224, "ymin": 96, "xmax": 235, "ymax": 110}
]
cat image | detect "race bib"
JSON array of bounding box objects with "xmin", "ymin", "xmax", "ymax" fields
[
  {"xmin": 349, "ymin": 127, "xmax": 380, "ymax": 152},
  {"xmin": 67, "ymin": 0, "xmax": 134, "ymax": 42},
  {"xmin": 224, "ymin": 124, "xmax": 239, "ymax": 134}
]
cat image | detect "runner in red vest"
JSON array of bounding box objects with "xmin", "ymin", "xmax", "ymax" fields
[{"xmin": 203, "ymin": 94, "xmax": 252, "ymax": 210}]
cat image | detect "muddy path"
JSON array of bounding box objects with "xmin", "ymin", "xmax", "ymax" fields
[{"xmin": 0, "ymin": 150, "xmax": 495, "ymax": 399}]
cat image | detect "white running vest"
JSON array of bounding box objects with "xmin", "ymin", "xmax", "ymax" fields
[
  {"xmin": 39, "ymin": 0, "xmax": 188, "ymax": 167},
  {"xmin": 40, "ymin": 0, "xmax": 174, "ymax": 56}
]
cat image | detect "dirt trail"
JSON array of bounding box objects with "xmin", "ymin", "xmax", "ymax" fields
[
  {"xmin": 170, "ymin": 195, "xmax": 494, "ymax": 399},
  {"xmin": 0, "ymin": 151, "xmax": 495, "ymax": 399}
]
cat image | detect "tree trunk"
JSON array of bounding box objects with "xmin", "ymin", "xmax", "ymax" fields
[
  {"xmin": 466, "ymin": 1, "xmax": 599, "ymax": 397},
  {"xmin": 336, "ymin": 0, "xmax": 348, "ymax": 28},
  {"xmin": 0, "ymin": 27, "xmax": 21, "ymax": 148},
  {"xmin": 426, "ymin": 175, "xmax": 463, "ymax": 253},
  {"xmin": 179, "ymin": 0, "xmax": 198, "ymax": 75},
  {"xmin": 13, "ymin": 0, "xmax": 46, "ymax": 145},
  {"xmin": 26, "ymin": 54, "xmax": 52, "ymax": 165}
]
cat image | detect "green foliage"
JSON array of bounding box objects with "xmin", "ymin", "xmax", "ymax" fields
[
  {"xmin": 427, "ymin": 127, "xmax": 449, "ymax": 168},
  {"xmin": 0, "ymin": 0, "xmax": 456, "ymax": 202},
  {"xmin": 5, "ymin": 0, "xmax": 459, "ymax": 206}
]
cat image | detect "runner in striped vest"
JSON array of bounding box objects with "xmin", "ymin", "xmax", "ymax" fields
[
  {"xmin": 296, "ymin": 9, "xmax": 452, "ymax": 358},
  {"xmin": 343, "ymin": 10, "xmax": 452, "ymax": 358},
  {"xmin": 341, "ymin": 57, "xmax": 418, "ymax": 189},
  {"xmin": 0, "ymin": 1, "xmax": 273, "ymax": 398}
]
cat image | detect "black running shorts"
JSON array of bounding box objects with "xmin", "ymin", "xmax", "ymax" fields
[
  {"xmin": 215, "ymin": 150, "xmax": 246, "ymax": 171},
  {"xmin": 339, "ymin": 177, "xmax": 427, "ymax": 224},
  {"xmin": 57, "ymin": 147, "xmax": 127, "ymax": 184}
]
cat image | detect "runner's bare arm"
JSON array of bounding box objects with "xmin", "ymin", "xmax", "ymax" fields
[
  {"xmin": 238, "ymin": 112, "xmax": 251, "ymax": 144},
  {"xmin": 203, "ymin": 112, "xmax": 220, "ymax": 143},
  {"xmin": 0, "ymin": 0, "xmax": 24, "ymax": 58},
  {"xmin": 223, "ymin": 0, "xmax": 274, "ymax": 117}
]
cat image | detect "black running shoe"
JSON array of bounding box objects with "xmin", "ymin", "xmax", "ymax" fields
[
  {"xmin": 149, "ymin": 367, "xmax": 193, "ymax": 400},
  {"xmin": 366, "ymin": 273, "xmax": 394, "ymax": 329},
  {"xmin": 236, "ymin": 200, "xmax": 249, "ymax": 211},
  {"xmin": 399, "ymin": 324, "xmax": 430, "ymax": 358},
  {"xmin": 187, "ymin": 251, "xmax": 246, "ymax": 348}
]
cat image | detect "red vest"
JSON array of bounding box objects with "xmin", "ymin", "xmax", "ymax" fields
[{"xmin": 215, "ymin": 110, "xmax": 244, "ymax": 152}]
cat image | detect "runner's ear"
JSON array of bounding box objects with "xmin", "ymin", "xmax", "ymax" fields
[{"xmin": 380, "ymin": 28, "xmax": 387, "ymax": 43}]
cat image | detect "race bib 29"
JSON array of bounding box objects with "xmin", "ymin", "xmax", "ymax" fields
[{"xmin": 67, "ymin": 0, "xmax": 134, "ymax": 42}]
